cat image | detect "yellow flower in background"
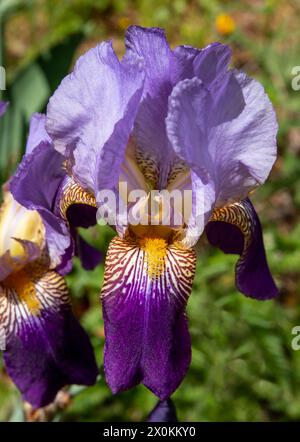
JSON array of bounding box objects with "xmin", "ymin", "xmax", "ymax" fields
[
  {"xmin": 118, "ymin": 16, "xmax": 131, "ymax": 31},
  {"xmin": 215, "ymin": 13, "xmax": 236, "ymax": 36}
]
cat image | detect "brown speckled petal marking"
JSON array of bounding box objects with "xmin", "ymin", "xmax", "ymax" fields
[
  {"xmin": 101, "ymin": 236, "xmax": 196, "ymax": 305},
  {"xmin": 58, "ymin": 176, "xmax": 96, "ymax": 223},
  {"xmin": 1, "ymin": 262, "xmax": 69, "ymax": 342}
]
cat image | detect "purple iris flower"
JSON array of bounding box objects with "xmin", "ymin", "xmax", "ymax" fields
[
  {"xmin": 11, "ymin": 26, "xmax": 278, "ymax": 401},
  {"xmin": 0, "ymin": 191, "xmax": 99, "ymax": 408},
  {"xmin": 0, "ymin": 104, "xmax": 99, "ymax": 408}
]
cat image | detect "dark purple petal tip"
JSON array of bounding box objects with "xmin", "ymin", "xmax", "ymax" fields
[
  {"xmin": 147, "ymin": 399, "xmax": 178, "ymax": 422},
  {"xmin": 206, "ymin": 198, "xmax": 278, "ymax": 300},
  {"xmin": 4, "ymin": 306, "xmax": 98, "ymax": 408}
]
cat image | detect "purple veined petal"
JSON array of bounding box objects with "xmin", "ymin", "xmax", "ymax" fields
[
  {"xmin": 129, "ymin": 95, "xmax": 175, "ymax": 189},
  {"xmin": 172, "ymin": 42, "xmax": 245, "ymax": 125},
  {"xmin": 0, "ymin": 101, "xmax": 8, "ymax": 118},
  {"xmin": 210, "ymin": 71, "xmax": 277, "ymax": 207},
  {"xmin": 172, "ymin": 45, "xmax": 200, "ymax": 81},
  {"xmin": 10, "ymin": 142, "xmax": 69, "ymax": 269},
  {"xmin": 210, "ymin": 69, "xmax": 245, "ymax": 126},
  {"xmin": 125, "ymin": 26, "xmax": 179, "ymax": 187},
  {"xmin": 125, "ymin": 26, "xmax": 174, "ymax": 98},
  {"xmin": 167, "ymin": 78, "xmax": 211, "ymax": 170},
  {"xmin": 46, "ymin": 41, "xmax": 145, "ymax": 194},
  {"xmin": 101, "ymin": 236, "xmax": 196, "ymax": 400},
  {"xmin": 25, "ymin": 113, "xmax": 52, "ymax": 154},
  {"xmin": 166, "ymin": 73, "xmax": 278, "ymax": 209},
  {"xmin": 147, "ymin": 399, "xmax": 178, "ymax": 422},
  {"xmin": 192, "ymin": 42, "xmax": 232, "ymax": 85},
  {"xmin": 166, "ymin": 75, "xmax": 243, "ymax": 169},
  {"xmin": 1, "ymin": 266, "xmax": 98, "ymax": 408},
  {"xmin": 95, "ymin": 85, "xmax": 144, "ymax": 192},
  {"xmin": 173, "ymin": 42, "xmax": 231, "ymax": 85},
  {"xmin": 205, "ymin": 198, "xmax": 278, "ymax": 300},
  {"xmin": 165, "ymin": 78, "xmax": 216, "ymax": 246}
]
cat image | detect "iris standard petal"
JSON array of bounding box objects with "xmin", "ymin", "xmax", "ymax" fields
[
  {"xmin": 167, "ymin": 77, "xmax": 211, "ymax": 171},
  {"xmin": 174, "ymin": 43, "xmax": 245, "ymax": 125},
  {"xmin": 165, "ymin": 78, "xmax": 215, "ymax": 245},
  {"xmin": 101, "ymin": 236, "xmax": 196, "ymax": 400},
  {"xmin": 192, "ymin": 42, "xmax": 232, "ymax": 85},
  {"xmin": 1, "ymin": 265, "xmax": 98, "ymax": 408},
  {"xmin": 126, "ymin": 30, "xmax": 238, "ymax": 189},
  {"xmin": 173, "ymin": 42, "xmax": 231, "ymax": 85},
  {"xmin": 46, "ymin": 42, "xmax": 144, "ymax": 193},
  {"xmin": 205, "ymin": 198, "xmax": 278, "ymax": 299},
  {"xmin": 125, "ymin": 26, "xmax": 174, "ymax": 98},
  {"xmin": 167, "ymin": 72, "xmax": 278, "ymax": 209},
  {"xmin": 125, "ymin": 26, "xmax": 179, "ymax": 186}
]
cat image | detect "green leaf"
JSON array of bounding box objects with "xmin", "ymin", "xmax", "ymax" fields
[{"xmin": 11, "ymin": 62, "xmax": 50, "ymax": 121}]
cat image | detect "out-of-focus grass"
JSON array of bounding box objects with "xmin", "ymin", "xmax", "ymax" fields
[{"xmin": 1, "ymin": 0, "xmax": 300, "ymax": 422}]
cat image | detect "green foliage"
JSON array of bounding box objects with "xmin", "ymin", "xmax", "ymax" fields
[{"xmin": 0, "ymin": 0, "xmax": 300, "ymax": 422}]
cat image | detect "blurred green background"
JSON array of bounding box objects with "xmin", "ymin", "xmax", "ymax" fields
[{"xmin": 0, "ymin": 0, "xmax": 300, "ymax": 422}]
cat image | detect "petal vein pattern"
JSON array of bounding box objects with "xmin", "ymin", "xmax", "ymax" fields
[{"xmin": 101, "ymin": 235, "xmax": 196, "ymax": 399}]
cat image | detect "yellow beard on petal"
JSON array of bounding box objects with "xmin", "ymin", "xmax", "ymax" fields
[
  {"xmin": 139, "ymin": 237, "xmax": 168, "ymax": 279},
  {"xmin": 3, "ymin": 269, "xmax": 41, "ymax": 315},
  {"xmin": 101, "ymin": 236, "xmax": 197, "ymax": 305}
]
